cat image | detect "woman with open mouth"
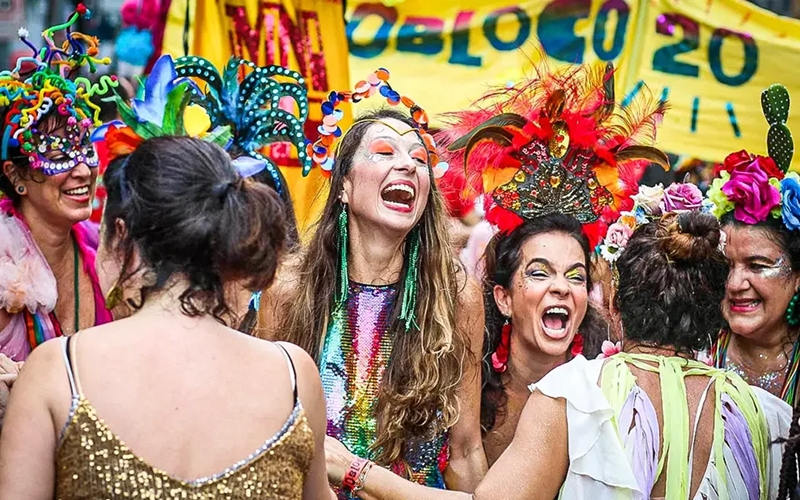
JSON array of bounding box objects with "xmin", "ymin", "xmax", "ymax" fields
[
  {"xmin": 325, "ymin": 202, "xmax": 789, "ymax": 500},
  {"xmin": 259, "ymin": 71, "xmax": 487, "ymax": 496},
  {"xmin": 0, "ymin": 5, "xmax": 114, "ymax": 423},
  {"xmin": 706, "ymin": 87, "xmax": 800, "ymax": 408}
]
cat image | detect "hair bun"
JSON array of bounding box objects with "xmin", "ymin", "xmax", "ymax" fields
[{"xmin": 657, "ymin": 211, "xmax": 721, "ymax": 262}]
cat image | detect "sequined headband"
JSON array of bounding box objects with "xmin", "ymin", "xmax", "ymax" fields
[
  {"xmin": 308, "ymin": 68, "xmax": 448, "ymax": 179},
  {"xmin": 1, "ymin": 3, "xmax": 117, "ymax": 175}
]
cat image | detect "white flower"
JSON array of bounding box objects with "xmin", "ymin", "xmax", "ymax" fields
[
  {"xmin": 631, "ymin": 184, "xmax": 665, "ymax": 215},
  {"xmin": 600, "ymin": 243, "xmax": 622, "ymax": 263},
  {"xmin": 17, "ymin": 27, "xmax": 29, "ymax": 39}
]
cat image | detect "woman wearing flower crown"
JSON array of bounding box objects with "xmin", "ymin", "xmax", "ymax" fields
[
  {"xmin": 325, "ymin": 185, "xmax": 789, "ymax": 499},
  {"xmin": 259, "ymin": 70, "xmax": 488, "ymax": 495},
  {"xmin": 0, "ymin": 5, "xmax": 115, "ymax": 414},
  {"xmin": 706, "ymin": 85, "xmax": 800, "ymax": 407}
]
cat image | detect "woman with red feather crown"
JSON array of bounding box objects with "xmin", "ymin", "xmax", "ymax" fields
[{"xmin": 323, "ymin": 60, "xmax": 672, "ymax": 492}]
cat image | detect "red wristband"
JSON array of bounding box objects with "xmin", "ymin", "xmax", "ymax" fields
[{"xmin": 342, "ymin": 457, "xmax": 369, "ymax": 492}]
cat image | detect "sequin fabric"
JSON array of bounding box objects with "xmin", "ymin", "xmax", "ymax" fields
[
  {"xmin": 55, "ymin": 397, "xmax": 314, "ymax": 499},
  {"xmin": 319, "ymin": 282, "xmax": 449, "ymax": 499}
]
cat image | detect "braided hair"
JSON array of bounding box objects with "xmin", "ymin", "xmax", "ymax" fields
[{"xmin": 778, "ymin": 405, "xmax": 800, "ymax": 499}]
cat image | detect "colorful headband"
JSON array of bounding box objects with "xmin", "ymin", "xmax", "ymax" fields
[
  {"xmin": 1, "ymin": 4, "xmax": 117, "ymax": 175},
  {"xmin": 707, "ymin": 84, "xmax": 800, "ymax": 231},
  {"xmin": 94, "ymin": 55, "xmax": 307, "ymax": 194},
  {"xmin": 436, "ymin": 62, "xmax": 669, "ymax": 248},
  {"xmin": 308, "ymin": 68, "xmax": 448, "ymax": 179}
]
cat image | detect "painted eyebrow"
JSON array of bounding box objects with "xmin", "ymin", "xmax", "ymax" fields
[
  {"xmin": 525, "ymin": 258, "xmax": 586, "ymax": 272},
  {"xmin": 371, "ymin": 134, "xmax": 425, "ymax": 151},
  {"xmin": 745, "ymin": 255, "xmax": 780, "ymax": 264}
]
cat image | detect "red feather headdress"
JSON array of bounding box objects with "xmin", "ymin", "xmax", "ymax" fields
[{"xmin": 435, "ymin": 62, "xmax": 669, "ymax": 248}]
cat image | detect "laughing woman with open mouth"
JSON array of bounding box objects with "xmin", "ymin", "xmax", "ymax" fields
[{"xmin": 258, "ymin": 72, "xmax": 487, "ymax": 496}]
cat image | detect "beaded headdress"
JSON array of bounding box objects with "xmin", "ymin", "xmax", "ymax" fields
[
  {"xmin": 707, "ymin": 84, "xmax": 800, "ymax": 230},
  {"xmin": 437, "ymin": 62, "xmax": 669, "ymax": 248},
  {"xmin": 95, "ymin": 54, "xmax": 309, "ymax": 194},
  {"xmin": 1, "ymin": 3, "xmax": 117, "ymax": 176},
  {"xmin": 309, "ymin": 68, "xmax": 448, "ymax": 179}
]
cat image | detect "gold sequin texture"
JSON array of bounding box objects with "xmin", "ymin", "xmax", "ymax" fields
[{"xmin": 55, "ymin": 396, "xmax": 314, "ymax": 499}]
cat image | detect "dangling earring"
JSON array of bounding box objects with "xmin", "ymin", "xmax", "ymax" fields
[
  {"xmin": 398, "ymin": 226, "xmax": 421, "ymax": 331},
  {"xmin": 492, "ymin": 316, "xmax": 512, "ymax": 372},
  {"xmin": 335, "ymin": 205, "xmax": 349, "ymax": 308},
  {"xmin": 787, "ymin": 290, "xmax": 800, "ymax": 326}
]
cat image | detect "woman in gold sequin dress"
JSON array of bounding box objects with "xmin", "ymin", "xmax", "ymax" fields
[{"xmin": 0, "ymin": 137, "xmax": 334, "ymax": 499}]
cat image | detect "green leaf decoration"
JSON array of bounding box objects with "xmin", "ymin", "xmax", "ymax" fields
[
  {"xmin": 761, "ymin": 84, "xmax": 794, "ymax": 172},
  {"xmin": 768, "ymin": 123, "xmax": 794, "ymax": 173},
  {"xmin": 113, "ymin": 95, "xmax": 162, "ymax": 140},
  {"xmin": 205, "ymin": 125, "xmax": 233, "ymax": 148},
  {"xmin": 162, "ymin": 81, "xmax": 192, "ymax": 136},
  {"xmin": 448, "ymin": 113, "xmax": 526, "ymax": 151},
  {"xmin": 762, "ymin": 84, "xmax": 790, "ymax": 125}
]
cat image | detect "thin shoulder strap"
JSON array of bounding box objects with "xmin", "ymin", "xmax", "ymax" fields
[
  {"xmin": 60, "ymin": 336, "xmax": 82, "ymax": 397},
  {"xmin": 275, "ymin": 342, "xmax": 298, "ymax": 405}
]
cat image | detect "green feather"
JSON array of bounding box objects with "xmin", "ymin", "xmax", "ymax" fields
[
  {"xmin": 205, "ymin": 125, "xmax": 233, "ymax": 148},
  {"xmin": 114, "ymin": 95, "xmax": 162, "ymax": 139},
  {"xmin": 162, "ymin": 81, "xmax": 192, "ymax": 135}
]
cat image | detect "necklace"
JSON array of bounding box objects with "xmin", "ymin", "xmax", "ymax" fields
[
  {"xmin": 72, "ymin": 239, "xmax": 80, "ymax": 333},
  {"xmin": 713, "ymin": 330, "xmax": 800, "ymax": 403}
]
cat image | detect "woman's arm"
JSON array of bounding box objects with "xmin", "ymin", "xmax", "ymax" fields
[
  {"xmin": 0, "ymin": 340, "xmax": 63, "ymax": 499},
  {"xmin": 445, "ymin": 277, "xmax": 488, "ymax": 491},
  {"xmin": 280, "ymin": 342, "xmax": 337, "ymax": 500},
  {"xmin": 326, "ymin": 391, "xmax": 569, "ymax": 500}
]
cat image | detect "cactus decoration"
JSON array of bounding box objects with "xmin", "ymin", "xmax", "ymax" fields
[{"xmin": 762, "ymin": 83, "xmax": 794, "ymax": 172}]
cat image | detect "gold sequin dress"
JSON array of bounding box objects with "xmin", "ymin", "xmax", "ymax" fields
[{"xmin": 54, "ymin": 337, "xmax": 314, "ymax": 499}]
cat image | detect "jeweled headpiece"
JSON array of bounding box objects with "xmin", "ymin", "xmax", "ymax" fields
[
  {"xmin": 437, "ymin": 62, "xmax": 669, "ymax": 247},
  {"xmin": 707, "ymin": 84, "xmax": 800, "ymax": 231},
  {"xmin": 1, "ymin": 3, "xmax": 117, "ymax": 176},
  {"xmin": 309, "ymin": 68, "xmax": 448, "ymax": 179}
]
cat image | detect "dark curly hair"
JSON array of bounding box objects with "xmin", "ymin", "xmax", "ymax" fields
[
  {"xmin": 615, "ymin": 211, "xmax": 728, "ymax": 353},
  {"xmin": 102, "ymin": 136, "xmax": 286, "ymax": 326},
  {"xmin": 480, "ymin": 213, "xmax": 606, "ymax": 432}
]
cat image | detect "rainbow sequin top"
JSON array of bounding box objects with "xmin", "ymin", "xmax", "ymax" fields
[{"xmin": 319, "ymin": 282, "xmax": 448, "ymax": 498}]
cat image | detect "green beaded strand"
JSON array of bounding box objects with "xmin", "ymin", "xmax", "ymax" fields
[
  {"xmin": 398, "ymin": 227, "xmax": 421, "ymax": 332},
  {"xmin": 335, "ymin": 206, "xmax": 349, "ymax": 308},
  {"xmin": 787, "ymin": 292, "xmax": 800, "ymax": 326}
]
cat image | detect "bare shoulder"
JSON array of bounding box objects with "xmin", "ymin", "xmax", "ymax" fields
[{"xmin": 13, "ymin": 337, "xmax": 69, "ymax": 409}]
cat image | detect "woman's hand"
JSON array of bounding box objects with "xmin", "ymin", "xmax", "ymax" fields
[
  {"xmin": 0, "ymin": 354, "xmax": 21, "ymax": 427},
  {"xmin": 324, "ymin": 435, "xmax": 356, "ymax": 486}
]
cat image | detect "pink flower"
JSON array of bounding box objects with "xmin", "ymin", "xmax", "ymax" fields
[
  {"xmin": 660, "ymin": 183, "xmax": 703, "ymax": 212},
  {"xmin": 605, "ymin": 222, "xmax": 633, "ymax": 248},
  {"xmin": 596, "ymin": 341, "xmax": 622, "ymax": 359},
  {"xmin": 722, "ymin": 157, "xmax": 782, "ymax": 224}
]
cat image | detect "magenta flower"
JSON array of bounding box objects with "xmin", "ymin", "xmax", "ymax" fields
[
  {"xmin": 660, "ymin": 182, "xmax": 703, "ymax": 212},
  {"xmin": 722, "ymin": 157, "xmax": 781, "ymax": 224}
]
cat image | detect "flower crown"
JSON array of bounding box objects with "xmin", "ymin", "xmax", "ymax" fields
[
  {"xmin": 1, "ymin": 4, "xmax": 117, "ymax": 173},
  {"xmin": 707, "ymin": 84, "xmax": 800, "ymax": 230},
  {"xmin": 308, "ymin": 68, "xmax": 448, "ymax": 179},
  {"xmin": 598, "ymin": 182, "xmax": 713, "ymax": 263}
]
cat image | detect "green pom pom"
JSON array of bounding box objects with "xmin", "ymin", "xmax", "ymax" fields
[
  {"xmin": 768, "ymin": 123, "xmax": 794, "ymax": 173},
  {"xmin": 762, "ymin": 84, "xmax": 791, "ymax": 125}
]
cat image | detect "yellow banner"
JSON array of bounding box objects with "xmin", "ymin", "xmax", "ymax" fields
[
  {"xmin": 163, "ymin": 0, "xmax": 352, "ymax": 232},
  {"xmin": 346, "ymin": 0, "xmax": 800, "ymax": 169}
]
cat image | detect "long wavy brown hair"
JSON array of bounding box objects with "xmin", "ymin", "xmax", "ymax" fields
[{"xmin": 276, "ymin": 108, "xmax": 468, "ymax": 467}]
